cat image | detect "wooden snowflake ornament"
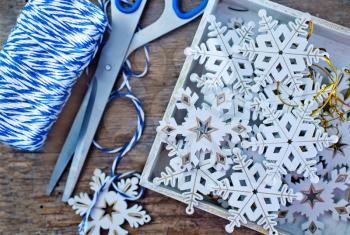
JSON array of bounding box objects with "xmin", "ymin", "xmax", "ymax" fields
[
  {"xmin": 238, "ymin": 9, "xmax": 327, "ymax": 93},
  {"xmin": 158, "ymin": 87, "xmax": 251, "ymax": 160},
  {"xmin": 214, "ymin": 149, "xmax": 302, "ymax": 235},
  {"xmin": 185, "ymin": 15, "xmax": 255, "ymax": 98},
  {"xmin": 243, "ymin": 99, "xmax": 338, "ymax": 183},
  {"xmin": 68, "ymin": 169, "xmax": 150, "ymax": 235},
  {"xmin": 153, "ymin": 150, "xmax": 226, "ymax": 214}
]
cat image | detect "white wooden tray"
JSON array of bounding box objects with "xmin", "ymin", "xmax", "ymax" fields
[{"xmin": 141, "ymin": 0, "xmax": 350, "ymax": 234}]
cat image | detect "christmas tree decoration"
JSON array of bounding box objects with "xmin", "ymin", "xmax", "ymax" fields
[
  {"xmin": 155, "ymin": 87, "xmax": 251, "ymax": 214},
  {"xmin": 158, "ymin": 87, "xmax": 251, "ymax": 161},
  {"xmin": 317, "ymin": 122, "xmax": 350, "ymax": 176}
]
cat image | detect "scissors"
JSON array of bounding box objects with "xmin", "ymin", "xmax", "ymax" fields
[{"xmin": 47, "ymin": 0, "xmax": 209, "ymax": 201}]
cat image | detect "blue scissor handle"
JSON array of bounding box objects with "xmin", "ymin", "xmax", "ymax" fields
[
  {"xmin": 115, "ymin": 0, "xmax": 143, "ymax": 13},
  {"xmin": 173, "ymin": 0, "xmax": 209, "ymax": 19}
]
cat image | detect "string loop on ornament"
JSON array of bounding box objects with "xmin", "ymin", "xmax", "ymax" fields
[{"xmin": 78, "ymin": 170, "xmax": 145, "ymax": 234}]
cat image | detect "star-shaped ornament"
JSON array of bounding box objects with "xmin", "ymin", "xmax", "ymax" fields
[
  {"xmin": 189, "ymin": 117, "xmax": 218, "ymax": 142},
  {"xmin": 300, "ymin": 184, "xmax": 324, "ymax": 208},
  {"xmin": 330, "ymin": 136, "xmax": 348, "ymax": 157}
]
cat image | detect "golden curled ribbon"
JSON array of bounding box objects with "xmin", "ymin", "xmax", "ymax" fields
[
  {"xmin": 307, "ymin": 19, "xmax": 314, "ymax": 40},
  {"xmin": 311, "ymin": 55, "xmax": 350, "ymax": 128}
]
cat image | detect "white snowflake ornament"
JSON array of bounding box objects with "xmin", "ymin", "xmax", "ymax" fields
[
  {"xmin": 279, "ymin": 167, "xmax": 350, "ymax": 235},
  {"xmin": 238, "ymin": 9, "xmax": 327, "ymax": 93},
  {"xmin": 158, "ymin": 88, "xmax": 251, "ymax": 159},
  {"xmin": 185, "ymin": 15, "xmax": 255, "ymax": 98},
  {"xmin": 213, "ymin": 148, "xmax": 302, "ymax": 234},
  {"xmin": 68, "ymin": 169, "xmax": 150, "ymax": 235},
  {"xmin": 243, "ymin": 99, "xmax": 338, "ymax": 183},
  {"xmin": 154, "ymin": 150, "xmax": 226, "ymax": 214}
]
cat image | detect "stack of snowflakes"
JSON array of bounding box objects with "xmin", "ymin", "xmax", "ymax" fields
[{"xmin": 154, "ymin": 9, "xmax": 350, "ymax": 235}]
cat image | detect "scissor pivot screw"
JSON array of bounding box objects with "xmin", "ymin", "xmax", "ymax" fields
[{"xmin": 105, "ymin": 65, "xmax": 112, "ymax": 71}]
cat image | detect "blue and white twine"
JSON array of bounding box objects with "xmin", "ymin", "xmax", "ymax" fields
[
  {"xmin": 0, "ymin": 0, "xmax": 149, "ymax": 231},
  {"xmin": 0, "ymin": 0, "xmax": 107, "ymax": 151},
  {"xmin": 78, "ymin": 0, "xmax": 150, "ymax": 233},
  {"xmin": 80, "ymin": 34, "xmax": 150, "ymax": 235}
]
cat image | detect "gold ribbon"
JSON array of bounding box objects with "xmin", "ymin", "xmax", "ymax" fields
[{"xmin": 311, "ymin": 56, "xmax": 350, "ymax": 129}]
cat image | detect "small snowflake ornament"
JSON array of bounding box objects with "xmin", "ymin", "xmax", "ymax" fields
[
  {"xmin": 238, "ymin": 9, "xmax": 327, "ymax": 93},
  {"xmin": 185, "ymin": 15, "xmax": 255, "ymax": 98},
  {"xmin": 213, "ymin": 148, "xmax": 302, "ymax": 234},
  {"xmin": 158, "ymin": 87, "xmax": 251, "ymax": 159},
  {"xmin": 68, "ymin": 169, "xmax": 150, "ymax": 235},
  {"xmin": 279, "ymin": 167, "xmax": 350, "ymax": 235}
]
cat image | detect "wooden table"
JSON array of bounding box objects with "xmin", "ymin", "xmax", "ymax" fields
[{"xmin": 1, "ymin": 0, "xmax": 350, "ymax": 234}]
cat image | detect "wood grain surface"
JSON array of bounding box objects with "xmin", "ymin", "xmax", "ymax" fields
[{"xmin": 1, "ymin": 0, "xmax": 350, "ymax": 234}]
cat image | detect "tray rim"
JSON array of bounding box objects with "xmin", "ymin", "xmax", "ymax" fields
[{"xmin": 140, "ymin": 0, "xmax": 350, "ymax": 234}]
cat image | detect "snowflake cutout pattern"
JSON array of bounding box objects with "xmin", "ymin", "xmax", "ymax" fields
[
  {"xmin": 279, "ymin": 167, "xmax": 350, "ymax": 235},
  {"xmin": 203, "ymin": 87, "xmax": 252, "ymax": 123},
  {"xmin": 68, "ymin": 169, "xmax": 150, "ymax": 235},
  {"xmin": 213, "ymin": 149, "xmax": 302, "ymax": 235},
  {"xmin": 158, "ymin": 87, "xmax": 251, "ymax": 159},
  {"xmin": 254, "ymin": 76, "xmax": 323, "ymax": 120},
  {"xmin": 153, "ymin": 149, "xmax": 226, "ymax": 215},
  {"xmin": 243, "ymin": 99, "xmax": 338, "ymax": 183},
  {"xmin": 185, "ymin": 15, "xmax": 255, "ymax": 98},
  {"xmin": 238, "ymin": 9, "xmax": 327, "ymax": 93}
]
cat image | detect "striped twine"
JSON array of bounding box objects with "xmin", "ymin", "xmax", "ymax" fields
[
  {"xmin": 78, "ymin": 1, "xmax": 150, "ymax": 233},
  {"xmin": 0, "ymin": 0, "xmax": 107, "ymax": 151}
]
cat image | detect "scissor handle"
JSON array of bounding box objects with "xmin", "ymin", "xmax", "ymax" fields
[
  {"xmin": 173, "ymin": 0, "xmax": 208, "ymax": 19},
  {"xmin": 115, "ymin": 0, "xmax": 143, "ymax": 13}
]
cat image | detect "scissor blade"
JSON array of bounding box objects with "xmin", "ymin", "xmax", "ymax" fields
[
  {"xmin": 47, "ymin": 83, "xmax": 94, "ymax": 195},
  {"xmin": 62, "ymin": 0, "xmax": 148, "ymax": 202}
]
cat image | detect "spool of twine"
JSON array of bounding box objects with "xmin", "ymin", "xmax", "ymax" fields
[{"xmin": 0, "ymin": 0, "xmax": 107, "ymax": 151}]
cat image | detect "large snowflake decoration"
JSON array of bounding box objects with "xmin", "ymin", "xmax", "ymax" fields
[
  {"xmin": 185, "ymin": 15, "xmax": 255, "ymax": 98},
  {"xmin": 153, "ymin": 149, "xmax": 226, "ymax": 214},
  {"xmin": 155, "ymin": 87, "xmax": 252, "ymax": 214},
  {"xmin": 213, "ymin": 148, "xmax": 302, "ymax": 235},
  {"xmin": 68, "ymin": 169, "xmax": 150, "ymax": 235},
  {"xmin": 243, "ymin": 99, "xmax": 338, "ymax": 183},
  {"xmin": 279, "ymin": 167, "xmax": 350, "ymax": 235},
  {"xmin": 238, "ymin": 9, "xmax": 327, "ymax": 93}
]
